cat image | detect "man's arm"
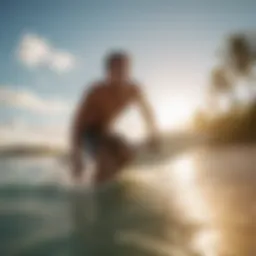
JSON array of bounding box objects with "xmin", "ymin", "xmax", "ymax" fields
[
  {"xmin": 70, "ymin": 87, "xmax": 97, "ymax": 180},
  {"xmin": 133, "ymin": 85, "xmax": 158, "ymax": 140}
]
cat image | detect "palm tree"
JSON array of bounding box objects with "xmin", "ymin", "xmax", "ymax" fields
[
  {"xmin": 229, "ymin": 35, "xmax": 251, "ymax": 75},
  {"xmin": 229, "ymin": 34, "xmax": 256, "ymax": 104},
  {"xmin": 208, "ymin": 66, "xmax": 234, "ymax": 113},
  {"xmin": 208, "ymin": 33, "xmax": 256, "ymax": 113}
]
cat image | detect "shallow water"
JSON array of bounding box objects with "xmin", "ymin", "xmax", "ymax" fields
[{"xmin": 0, "ymin": 145, "xmax": 255, "ymax": 256}]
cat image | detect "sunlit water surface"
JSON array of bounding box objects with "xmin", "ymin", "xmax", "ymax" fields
[{"xmin": 0, "ymin": 145, "xmax": 255, "ymax": 256}]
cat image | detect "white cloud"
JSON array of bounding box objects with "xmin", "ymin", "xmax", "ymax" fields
[
  {"xmin": 49, "ymin": 51, "xmax": 75, "ymax": 72},
  {"xmin": 18, "ymin": 34, "xmax": 50, "ymax": 67},
  {"xmin": 17, "ymin": 34, "xmax": 75, "ymax": 73},
  {"xmin": 0, "ymin": 86, "xmax": 72, "ymax": 114}
]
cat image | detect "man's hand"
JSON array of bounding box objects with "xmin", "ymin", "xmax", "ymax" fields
[
  {"xmin": 133, "ymin": 84, "xmax": 159, "ymax": 152},
  {"xmin": 147, "ymin": 135, "xmax": 160, "ymax": 152}
]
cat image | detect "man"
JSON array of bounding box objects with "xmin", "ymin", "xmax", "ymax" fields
[{"xmin": 71, "ymin": 51, "xmax": 158, "ymax": 184}]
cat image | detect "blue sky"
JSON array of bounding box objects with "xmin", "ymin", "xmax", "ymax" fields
[{"xmin": 0, "ymin": 0, "xmax": 255, "ymax": 146}]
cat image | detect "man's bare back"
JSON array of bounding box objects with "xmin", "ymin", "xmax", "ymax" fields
[{"xmin": 71, "ymin": 52, "xmax": 158, "ymax": 184}]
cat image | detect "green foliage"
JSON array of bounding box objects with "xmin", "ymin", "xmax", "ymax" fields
[
  {"xmin": 194, "ymin": 32, "xmax": 256, "ymax": 143},
  {"xmin": 194, "ymin": 102, "xmax": 256, "ymax": 143}
]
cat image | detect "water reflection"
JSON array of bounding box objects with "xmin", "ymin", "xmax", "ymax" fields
[
  {"xmin": 75, "ymin": 169, "xmax": 197, "ymax": 256},
  {"xmin": 193, "ymin": 145, "xmax": 256, "ymax": 255},
  {"xmin": 76, "ymin": 145, "xmax": 256, "ymax": 256},
  {"xmin": 0, "ymin": 145, "xmax": 255, "ymax": 255}
]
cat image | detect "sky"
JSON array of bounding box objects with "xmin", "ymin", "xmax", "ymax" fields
[{"xmin": 0, "ymin": 0, "xmax": 256, "ymax": 147}]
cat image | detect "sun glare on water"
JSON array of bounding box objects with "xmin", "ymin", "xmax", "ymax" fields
[
  {"xmin": 169, "ymin": 154, "xmax": 219, "ymax": 255},
  {"xmin": 170, "ymin": 155, "xmax": 209, "ymax": 221}
]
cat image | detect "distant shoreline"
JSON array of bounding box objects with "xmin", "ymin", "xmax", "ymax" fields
[
  {"xmin": 1, "ymin": 131, "xmax": 254, "ymax": 159},
  {"xmin": 0, "ymin": 145, "xmax": 67, "ymax": 158}
]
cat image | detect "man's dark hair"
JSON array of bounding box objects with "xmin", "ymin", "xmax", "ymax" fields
[{"xmin": 105, "ymin": 51, "xmax": 129, "ymax": 70}]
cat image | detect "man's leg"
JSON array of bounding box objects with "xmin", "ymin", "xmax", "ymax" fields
[
  {"xmin": 94, "ymin": 134, "xmax": 133, "ymax": 184},
  {"xmin": 95, "ymin": 146, "xmax": 118, "ymax": 184}
]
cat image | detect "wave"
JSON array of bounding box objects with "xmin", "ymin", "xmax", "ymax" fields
[{"xmin": 0, "ymin": 173, "xmax": 199, "ymax": 256}]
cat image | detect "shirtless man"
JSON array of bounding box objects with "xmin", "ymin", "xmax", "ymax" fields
[{"xmin": 71, "ymin": 52, "xmax": 158, "ymax": 184}]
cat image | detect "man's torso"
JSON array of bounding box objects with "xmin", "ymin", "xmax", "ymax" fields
[{"xmin": 84, "ymin": 81, "xmax": 138, "ymax": 132}]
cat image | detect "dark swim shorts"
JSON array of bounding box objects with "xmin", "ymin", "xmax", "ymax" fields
[
  {"xmin": 83, "ymin": 127, "xmax": 103, "ymax": 157},
  {"xmin": 83, "ymin": 126, "xmax": 130, "ymax": 160}
]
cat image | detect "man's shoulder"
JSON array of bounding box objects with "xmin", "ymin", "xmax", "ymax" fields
[
  {"xmin": 128, "ymin": 79, "xmax": 140, "ymax": 87},
  {"xmin": 89, "ymin": 80, "xmax": 106, "ymax": 90},
  {"xmin": 127, "ymin": 80, "xmax": 142, "ymax": 97},
  {"xmin": 85, "ymin": 80, "xmax": 106, "ymax": 95}
]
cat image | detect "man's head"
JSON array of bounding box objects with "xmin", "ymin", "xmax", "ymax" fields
[{"xmin": 105, "ymin": 51, "xmax": 130, "ymax": 83}]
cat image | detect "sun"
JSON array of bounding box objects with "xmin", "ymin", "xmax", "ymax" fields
[{"xmin": 157, "ymin": 96, "xmax": 198, "ymax": 130}]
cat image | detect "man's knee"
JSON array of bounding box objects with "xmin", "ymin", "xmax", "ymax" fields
[{"xmin": 109, "ymin": 135, "xmax": 132, "ymax": 164}]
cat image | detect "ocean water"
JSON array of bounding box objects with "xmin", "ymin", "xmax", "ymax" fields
[
  {"xmin": 0, "ymin": 145, "xmax": 255, "ymax": 256},
  {"xmin": 0, "ymin": 157, "xmax": 74, "ymax": 256}
]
